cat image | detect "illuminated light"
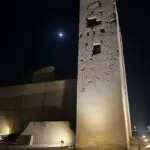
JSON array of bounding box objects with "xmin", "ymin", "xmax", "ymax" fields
[
  {"xmin": 0, "ymin": 116, "xmax": 10, "ymax": 135},
  {"xmin": 142, "ymin": 135, "xmax": 146, "ymax": 138},
  {"xmin": 133, "ymin": 125, "xmax": 136, "ymax": 130},
  {"xmin": 0, "ymin": 124, "xmax": 10, "ymax": 135},
  {"xmin": 2, "ymin": 125, "xmax": 9, "ymax": 135},
  {"xmin": 146, "ymin": 145, "xmax": 150, "ymax": 148},
  {"xmin": 144, "ymin": 139, "xmax": 148, "ymax": 142},
  {"xmin": 49, "ymin": 125, "xmax": 74, "ymax": 147}
]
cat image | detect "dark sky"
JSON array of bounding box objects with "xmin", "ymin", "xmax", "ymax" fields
[
  {"xmin": 117, "ymin": 0, "xmax": 150, "ymax": 130},
  {"xmin": 0, "ymin": 0, "xmax": 150, "ymax": 130},
  {"xmin": 0, "ymin": 0, "xmax": 79, "ymax": 85}
]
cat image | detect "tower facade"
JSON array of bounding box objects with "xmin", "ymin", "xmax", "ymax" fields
[{"xmin": 76, "ymin": 0, "xmax": 131, "ymax": 149}]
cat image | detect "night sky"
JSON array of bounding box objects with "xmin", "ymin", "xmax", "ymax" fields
[{"xmin": 0, "ymin": 0, "xmax": 150, "ymax": 130}]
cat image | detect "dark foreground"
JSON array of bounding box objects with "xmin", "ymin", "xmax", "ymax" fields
[{"xmin": 0, "ymin": 146, "xmax": 74, "ymax": 150}]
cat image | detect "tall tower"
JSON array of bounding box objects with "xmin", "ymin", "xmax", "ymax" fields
[{"xmin": 76, "ymin": 0, "xmax": 131, "ymax": 149}]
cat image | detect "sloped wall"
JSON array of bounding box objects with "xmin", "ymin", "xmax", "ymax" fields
[{"xmin": 22, "ymin": 121, "xmax": 75, "ymax": 146}]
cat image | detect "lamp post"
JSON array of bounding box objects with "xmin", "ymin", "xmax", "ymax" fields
[
  {"xmin": 61, "ymin": 140, "xmax": 64, "ymax": 147},
  {"xmin": 133, "ymin": 125, "xmax": 136, "ymax": 131},
  {"xmin": 148, "ymin": 126, "xmax": 150, "ymax": 132}
]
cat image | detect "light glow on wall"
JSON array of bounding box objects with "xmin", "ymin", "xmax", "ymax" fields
[
  {"xmin": 51, "ymin": 125, "xmax": 74, "ymax": 147},
  {"xmin": 0, "ymin": 116, "xmax": 10, "ymax": 135},
  {"xmin": 1, "ymin": 125, "xmax": 9, "ymax": 135}
]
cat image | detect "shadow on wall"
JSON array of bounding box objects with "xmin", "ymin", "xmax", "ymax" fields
[{"xmin": 62, "ymin": 80, "xmax": 77, "ymax": 132}]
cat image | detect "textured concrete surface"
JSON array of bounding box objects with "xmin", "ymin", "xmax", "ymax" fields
[
  {"xmin": 22, "ymin": 121, "xmax": 75, "ymax": 146},
  {"xmin": 76, "ymin": 0, "xmax": 131, "ymax": 149},
  {"xmin": 0, "ymin": 79, "xmax": 76, "ymax": 134}
]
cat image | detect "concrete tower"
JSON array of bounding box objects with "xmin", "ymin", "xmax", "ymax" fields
[{"xmin": 76, "ymin": 0, "xmax": 131, "ymax": 149}]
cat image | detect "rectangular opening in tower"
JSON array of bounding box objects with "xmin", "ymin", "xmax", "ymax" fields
[
  {"xmin": 86, "ymin": 17, "xmax": 102, "ymax": 28},
  {"xmin": 86, "ymin": 17, "xmax": 97, "ymax": 28},
  {"xmin": 92, "ymin": 43, "xmax": 101, "ymax": 55}
]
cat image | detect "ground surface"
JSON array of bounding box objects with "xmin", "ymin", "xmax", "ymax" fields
[{"xmin": 0, "ymin": 146, "xmax": 73, "ymax": 150}]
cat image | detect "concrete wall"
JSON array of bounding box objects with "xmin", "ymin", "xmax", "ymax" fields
[
  {"xmin": 22, "ymin": 121, "xmax": 75, "ymax": 146},
  {"xmin": 0, "ymin": 79, "xmax": 76, "ymax": 134},
  {"xmin": 76, "ymin": 0, "xmax": 131, "ymax": 149}
]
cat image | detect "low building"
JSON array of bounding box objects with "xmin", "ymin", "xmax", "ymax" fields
[{"xmin": 0, "ymin": 79, "xmax": 76, "ymax": 135}]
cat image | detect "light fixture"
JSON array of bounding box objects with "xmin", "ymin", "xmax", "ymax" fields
[
  {"xmin": 145, "ymin": 144, "xmax": 150, "ymax": 148},
  {"xmin": 133, "ymin": 125, "xmax": 136, "ymax": 130},
  {"xmin": 61, "ymin": 140, "xmax": 64, "ymax": 147},
  {"xmin": 144, "ymin": 139, "xmax": 148, "ymax": 142}
]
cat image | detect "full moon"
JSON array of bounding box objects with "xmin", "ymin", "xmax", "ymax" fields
[{"xmin": 58, "ymin": 32, "xmax": 63, "ymax": 37}]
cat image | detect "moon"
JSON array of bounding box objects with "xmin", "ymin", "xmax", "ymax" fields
[{"xmin": 58, "ymin": 32, "xmax": 63, "ymax": 38}]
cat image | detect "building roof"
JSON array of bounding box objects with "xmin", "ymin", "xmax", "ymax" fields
[{"xmin": 34, "ymin": 66, "xmax": 55, "ymax": 75}]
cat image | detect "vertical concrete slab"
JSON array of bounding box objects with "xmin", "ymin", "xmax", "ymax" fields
[{"xmin": 76, "ymin": 0, "xmax": 131, "ymax": 149}]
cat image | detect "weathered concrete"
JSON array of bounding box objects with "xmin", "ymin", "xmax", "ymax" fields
[
  {"xmin": 0, "ymin": 79, "xmax": 76, "ymax": 134},
  {"xmin": 76, "ymin": 0, "xmax": 131, "ymax": 149}
]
